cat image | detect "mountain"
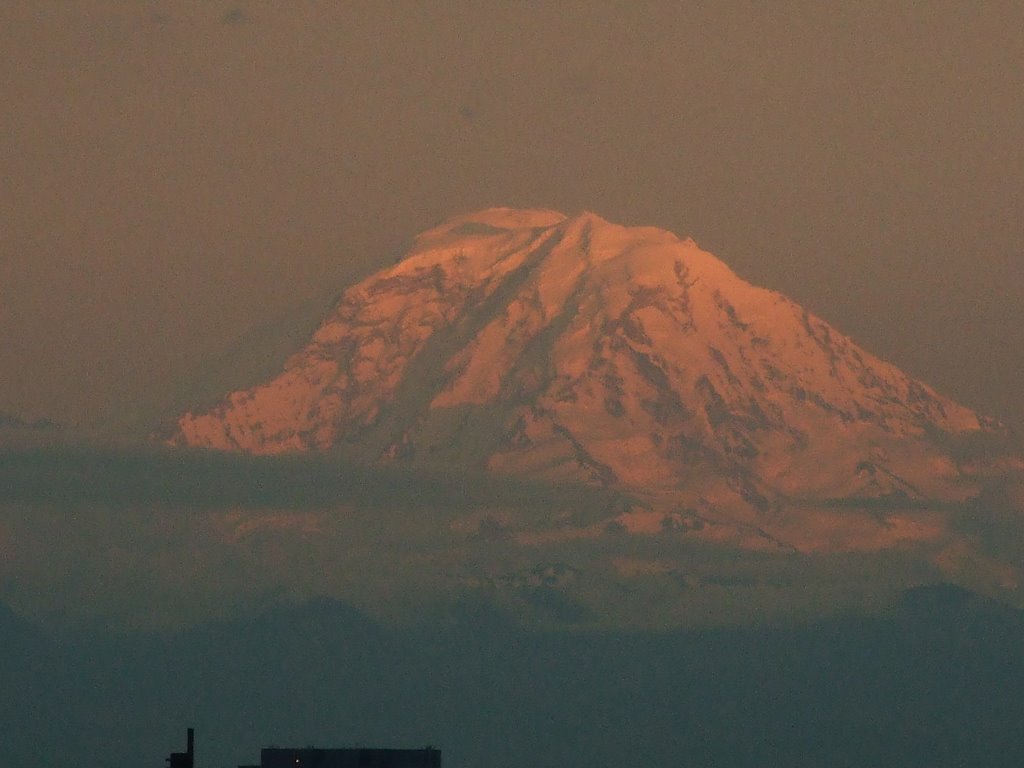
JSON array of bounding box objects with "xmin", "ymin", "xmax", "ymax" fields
[{"xmin": 169, "ymin": 209, "xmax": 1012, "ymax": 557}]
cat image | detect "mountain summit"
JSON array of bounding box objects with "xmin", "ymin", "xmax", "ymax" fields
[{"xmin": 172, "ymin": 209, "xmax": 998, "ymax": 552}]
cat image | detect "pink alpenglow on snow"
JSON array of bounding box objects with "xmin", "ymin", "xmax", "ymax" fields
[{"xmin": 173, "ymin": 209, "xmax": 999, "ymax": 554}]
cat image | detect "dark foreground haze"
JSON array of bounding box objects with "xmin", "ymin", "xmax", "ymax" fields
[
  {"xmin": 2, "ymin": 442, "xmax": 1024, "ymax": 767},
  {"xmin": 3, "ymin": 587, "xmax": 1024, "ymax": 768}
]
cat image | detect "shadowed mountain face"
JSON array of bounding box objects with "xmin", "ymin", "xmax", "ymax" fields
[{"xmin": 172, "ymin": 209, "xmax": 1005, "ymax": 556}]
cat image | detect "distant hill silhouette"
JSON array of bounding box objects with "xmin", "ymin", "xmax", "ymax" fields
[{"xmin": 4, "ymin": 587, "xmax": 1024, "ymax": 767}]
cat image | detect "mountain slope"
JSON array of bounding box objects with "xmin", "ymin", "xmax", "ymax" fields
[{"xmin": 171, "ymin": 209, "xmax": 999, "ymax": 552}]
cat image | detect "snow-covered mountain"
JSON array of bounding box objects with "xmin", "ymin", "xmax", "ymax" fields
[{"xmin": 171, "ymin": 209, "xmax": 1004, "ymax": 554}]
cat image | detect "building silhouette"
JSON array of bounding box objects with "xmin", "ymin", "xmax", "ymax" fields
[
  {"xmin": 166, "ymin": 728, "xmax": 194, "ymax": 768},
  {"xmin": 243, "ymin": 746, "xmax": 441, "ymax": 768},
  {"xmin": 166, "ymin": 726, "xmax": 440, "ymax": 768}
]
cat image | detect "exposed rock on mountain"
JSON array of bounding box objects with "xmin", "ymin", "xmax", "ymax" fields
[{"xmin": 172, "ymin": 209, "xmax": 1003, "ymax": 555}]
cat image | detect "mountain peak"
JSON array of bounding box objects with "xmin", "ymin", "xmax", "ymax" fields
[{"xmin": 171, "ymin": 208, "xmax": 993, "ymax": 552}]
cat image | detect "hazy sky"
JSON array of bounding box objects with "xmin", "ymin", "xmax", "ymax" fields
[{"xmin": 3, "ymin": 1, "xmax": 1023, "ymax": 432}]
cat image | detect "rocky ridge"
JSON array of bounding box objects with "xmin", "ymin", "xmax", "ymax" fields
[{"xmin": 173, "ymin": 208, "xmax": 1003, "ymax": 555}]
